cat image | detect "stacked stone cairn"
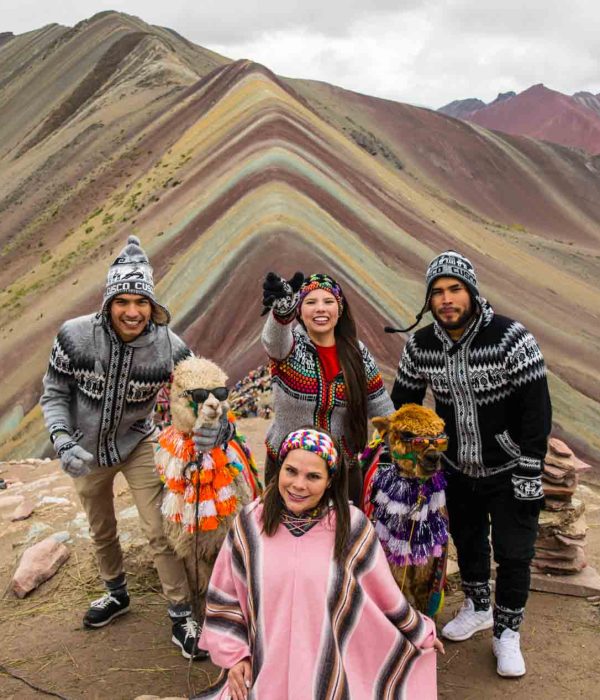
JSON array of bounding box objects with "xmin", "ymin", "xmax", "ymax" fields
[
  {"xmin": 533, "ymin": 437, "xmax": 591, "ymax": 575},
  {"xmin": 230, "ymin": 365, "xmax": 273, "ymax": 419}
]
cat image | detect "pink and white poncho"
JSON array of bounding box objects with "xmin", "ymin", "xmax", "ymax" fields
[{"xmin": 198, "ymin": 501, "xmax": 438, "ymax": 699}]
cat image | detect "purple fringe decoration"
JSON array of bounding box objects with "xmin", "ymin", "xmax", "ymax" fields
[{"xmin": 372, "ymin": 466, "xmax": 449, "ymax": 567}]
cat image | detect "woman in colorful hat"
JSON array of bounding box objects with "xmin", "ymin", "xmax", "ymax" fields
[
  {"xmin": 198, "ymin": 427, "xmax": 442, "ymax": 700},
  {"xmin": 260, "ymin": 271, "xmax": 394, "ymax": 503}
]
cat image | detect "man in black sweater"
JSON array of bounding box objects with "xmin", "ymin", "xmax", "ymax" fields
[{"xmin": 391, "ymin": 251, "xmax": 551, "ymax": 678}]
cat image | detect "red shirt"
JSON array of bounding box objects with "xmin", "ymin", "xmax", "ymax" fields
[{"xmin": 315, "ymin": 343, "xmax": 341, "ymax": 383}]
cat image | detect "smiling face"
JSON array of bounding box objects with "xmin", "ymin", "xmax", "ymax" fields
[
  {"xmin": 278, "ymin": 448, "xmax": 331, "ymax": 514},
  {"xmin": 299, "ymin": 288, "xmax": 340, "ymax": 345},
  {"xmin": 429, "ymin": 276, "xmax": 474, "ymax": 335},
  {"xmin": 109, "ymin": 294, "xmax": 152, "ymax": 341}
]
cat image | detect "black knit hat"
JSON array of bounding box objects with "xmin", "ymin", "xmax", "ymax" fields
[
  {"xmin": 101, "ymin": 235, "xmax": 170, "ymax": 324},
  {"xmin": 385, "ymin": 250, "xmax": 479, "ymax": 334}
]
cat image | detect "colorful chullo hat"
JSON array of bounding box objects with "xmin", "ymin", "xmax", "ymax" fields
[
  {"xmin": 385, "ymin": 250, "xmax": 479, "ymax": 334},
  {"xmin": 278, "ymin": 428, "xmax": 339, "ymax": 475},
  {"xmin": 298, "ymin": 273, "xmax": 345, "ymax": 315},
  {"xmin": 102, "ymin": 235, "xmax": 170, "ymax": 324}
]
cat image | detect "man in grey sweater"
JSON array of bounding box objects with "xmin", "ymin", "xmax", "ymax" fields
[{"xmin": 40, "ymin": 235, "xmax": 223, "ymax": 659}]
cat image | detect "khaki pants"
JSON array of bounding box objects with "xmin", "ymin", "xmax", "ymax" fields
[{"xmin": 73, "ymin": 438, "xmax": 189, "ymax": 605}]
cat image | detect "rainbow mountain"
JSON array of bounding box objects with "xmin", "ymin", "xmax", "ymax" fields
[{"xmin": 1, "ymin": 12, "xmax": 599, "ymax": 473}]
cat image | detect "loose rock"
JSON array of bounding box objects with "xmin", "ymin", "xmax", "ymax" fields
[
  {"xmin": 12, "ymin": 535, "xmax": 70, "ymax": 598},
  {"xmin": 10, "ymin": 499, "xmax": 35, "ymax": 521}
]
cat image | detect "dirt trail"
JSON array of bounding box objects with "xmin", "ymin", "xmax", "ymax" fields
[{"xmin": 1, "ymin": 418, "xmax": 599, "ymax": 700}]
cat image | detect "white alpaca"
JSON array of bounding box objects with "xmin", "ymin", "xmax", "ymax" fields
[{"xmin": 155, "ymin": 357, "xmax": 261, "ymax": 618}]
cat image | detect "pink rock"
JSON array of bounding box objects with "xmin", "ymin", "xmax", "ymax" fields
[
  {"xmin": 0, "ymin": 495, "xmax": 24, "ymax": 514},
  {"xmin": 548, "ymin": 437, "xmax": 573, "ymax": 458},
  {"xmin": 573, "ymin": 457, "xmax": 592, "ymax": 473},
  {"xmin": 11, "ymin": 499, "xmax": 35, "ymax": 521},
  {"xmin": 12, "ymin": 536, "xmax": 70, "ymax": 598}
]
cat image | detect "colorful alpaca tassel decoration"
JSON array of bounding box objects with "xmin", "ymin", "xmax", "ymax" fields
[{"xmin": 156, "ymin": 425, "xmax": 245, "ymax": 532}]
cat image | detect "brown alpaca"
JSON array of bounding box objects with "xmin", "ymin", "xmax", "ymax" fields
[{"xmin": 362, "ymin": 403, "xmax": 449, "ymax": 616}]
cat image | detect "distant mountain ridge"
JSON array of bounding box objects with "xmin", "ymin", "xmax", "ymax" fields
[
  {"xmin": 439, "ymin": 84, "xmax": 600, "ymax": 153},
  {"xmin": 1, "ymin": 12, "xmax": 599, "ymax": 474}
]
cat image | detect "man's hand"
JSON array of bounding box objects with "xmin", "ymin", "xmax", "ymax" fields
[
  {"xmin": 193, "ymin": 415, "xmax": 234, "ymax": 454},
  {"xmin": 227, "ymin": 657, "xmax": 252, "ymax": 700},
  {"xmin": 55, "ymin": 435, "xmax": 94, "ymax": 477},
  {"xmin": 261, "ymin": 271, "xmax": 304, "ymax": 317},
  {"xmin": 512, "ymin": 474, "xmax": 544, "ymax": 501}
]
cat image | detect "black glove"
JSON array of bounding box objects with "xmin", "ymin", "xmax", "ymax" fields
[{"xmin": 261, "ymin": 271, "xmax": 304, "ymax": 317}]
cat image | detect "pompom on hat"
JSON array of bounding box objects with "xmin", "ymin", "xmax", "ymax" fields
[
  {"xmin": 385, "ymin": 250, "xmax": 479, "ymax": 334},
  {"xmin": 102, "ymin": 235, "xmax": 170, "ymax": 325}
]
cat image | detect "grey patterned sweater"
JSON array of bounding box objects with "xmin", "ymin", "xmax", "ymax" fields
[
  {"xmin": 261, "ymin": 311, "xmax": 394, "ymax": 461},
  {"xmin": 40, "ymin": 313, "xmax": 190, "ymax": 467}
]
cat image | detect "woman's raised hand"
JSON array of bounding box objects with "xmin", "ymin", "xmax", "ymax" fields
[
  {"xmin": 227, "ymin": 657, "xmax": 253, "ymax": 700},
  {"xmin": 261, "ymin": 271, "xmax": 304, "ymax": 317}
]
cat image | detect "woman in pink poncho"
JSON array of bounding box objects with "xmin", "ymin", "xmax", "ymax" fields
[{"xmin": 198, "ymin": 427, "xmax": 443, "ymax": 700}]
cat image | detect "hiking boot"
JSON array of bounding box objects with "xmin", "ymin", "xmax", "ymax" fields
[
  {"xmin": 171, "ymin": 617, "xmax": 209, "ymax": 660},
  {"xmin": 441, "ymin": 597, "xmax": 493, "ymax": 641},
  {"xmin": 83, "ymin": 591, "xmax": 130, "ymax": 628},
  {"xmin": 493, "ymin": 628, "xmax": 526, "ymax": 677}
]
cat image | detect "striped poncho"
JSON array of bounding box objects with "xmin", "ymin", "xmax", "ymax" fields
[{"xmin": 198, "ymin": 501, "xmax": 437, "ymax": 699}]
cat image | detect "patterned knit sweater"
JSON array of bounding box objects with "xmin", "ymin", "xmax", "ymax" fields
[
  {"xmin": 261, "ymin": 311, "xmax": 394, "ymax": 461},
  {"xmin": 40, "ymin": 313, "xmax": 190, "ymax": 467},
  {"xmin": 391, "ymin": 301, "xmax": 551, "ymax": 478}
]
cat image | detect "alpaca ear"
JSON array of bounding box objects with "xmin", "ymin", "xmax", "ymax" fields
[{"xmin": 372, "ymin": 415, "xmax": 390, "ymax": 437}]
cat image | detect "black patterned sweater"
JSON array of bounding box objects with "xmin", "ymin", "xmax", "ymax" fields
[
  {"xmin": 40, "ymin": 313, "xmax": 191, "ymax": 467},
  {"xmin": 391, "ymin": 301, "xmax": 552, "ymax": 479}
]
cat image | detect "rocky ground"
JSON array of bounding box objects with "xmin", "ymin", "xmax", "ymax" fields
[{"xmin": 1, "ymin": 417, "xmax": 599, "ymax": 700}]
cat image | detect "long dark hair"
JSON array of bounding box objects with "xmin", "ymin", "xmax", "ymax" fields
[
  {"xmin": 261, "ymin": 427, "xmax": 350, "ymax": 561},
  {"xmin": 298, "ymin": 279, "xmax": 369, "ymax": 454},
  {"xmin": 334, "ymin": 296, "xmax": 368, "ymax": 453}
]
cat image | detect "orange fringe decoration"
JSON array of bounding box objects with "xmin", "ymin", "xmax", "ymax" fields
[{"xmin": 157, "ymin": 423, "xmax": 245, "ymax": 532}]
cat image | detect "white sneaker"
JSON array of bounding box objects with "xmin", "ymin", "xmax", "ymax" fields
[
  {"xmin": 492, "ymin": 628, "xmax": 526, "ymax": 677},
  {"xmin": 441, "ymin": 597, "xmax": 493, "ymax": 641}
]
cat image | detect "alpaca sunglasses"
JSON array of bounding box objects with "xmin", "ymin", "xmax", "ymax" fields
[
  {"xmin": 400, "ymin": 434, "xmax": 448, "ymax": 451},
  {"xmin": 182, "ymin": 387, "xmax": 229, "ymax": 403}
]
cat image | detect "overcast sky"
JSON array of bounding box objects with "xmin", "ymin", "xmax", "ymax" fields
[{"xmin": 2, "ymin": 0, "xmax": 599, "ymax": 108}]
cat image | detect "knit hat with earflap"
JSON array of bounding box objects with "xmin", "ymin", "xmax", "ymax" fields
[
  {"xmin": 425, "ymin": 250, "xmax": 479, "ymax": 301},
  {"xmin": 102, "ymin": 236, "xmax": 170, "ymax": 325},
  {"xmin": 385, "ymin": 250, "xmax": 479, "ymax": 334}
]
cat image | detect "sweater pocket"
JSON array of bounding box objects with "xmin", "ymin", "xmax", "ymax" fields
[{"xmin": 495, "ymin": 430, "xmax": 521, "ymax": 460}]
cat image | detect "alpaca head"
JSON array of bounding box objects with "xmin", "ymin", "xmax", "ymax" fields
[
  {"xmin": 372, "ymin": 404, "xmax": 447, "ymax": 479},
  {"xmin": 170, "ymin": 357, "xmax": 229, "ymax": 434}
]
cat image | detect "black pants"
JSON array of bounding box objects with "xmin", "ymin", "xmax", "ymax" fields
[{"xmin": 445, "ymin": 468, "xmax": 541, "ymax": 611}]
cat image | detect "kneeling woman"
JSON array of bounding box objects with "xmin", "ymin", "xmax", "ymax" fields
[{"xmin": 198, "ymin": 427, "xmax": 442, "ymax": 700}]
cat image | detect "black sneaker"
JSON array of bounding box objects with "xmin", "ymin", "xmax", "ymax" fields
[
  {"xmin": 83, "ymin": 591, "xmax": 130, "ymax": 628},
  {"xmin": 171, "ymin": 617, "xmax": 209, "ymax": 660}
]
